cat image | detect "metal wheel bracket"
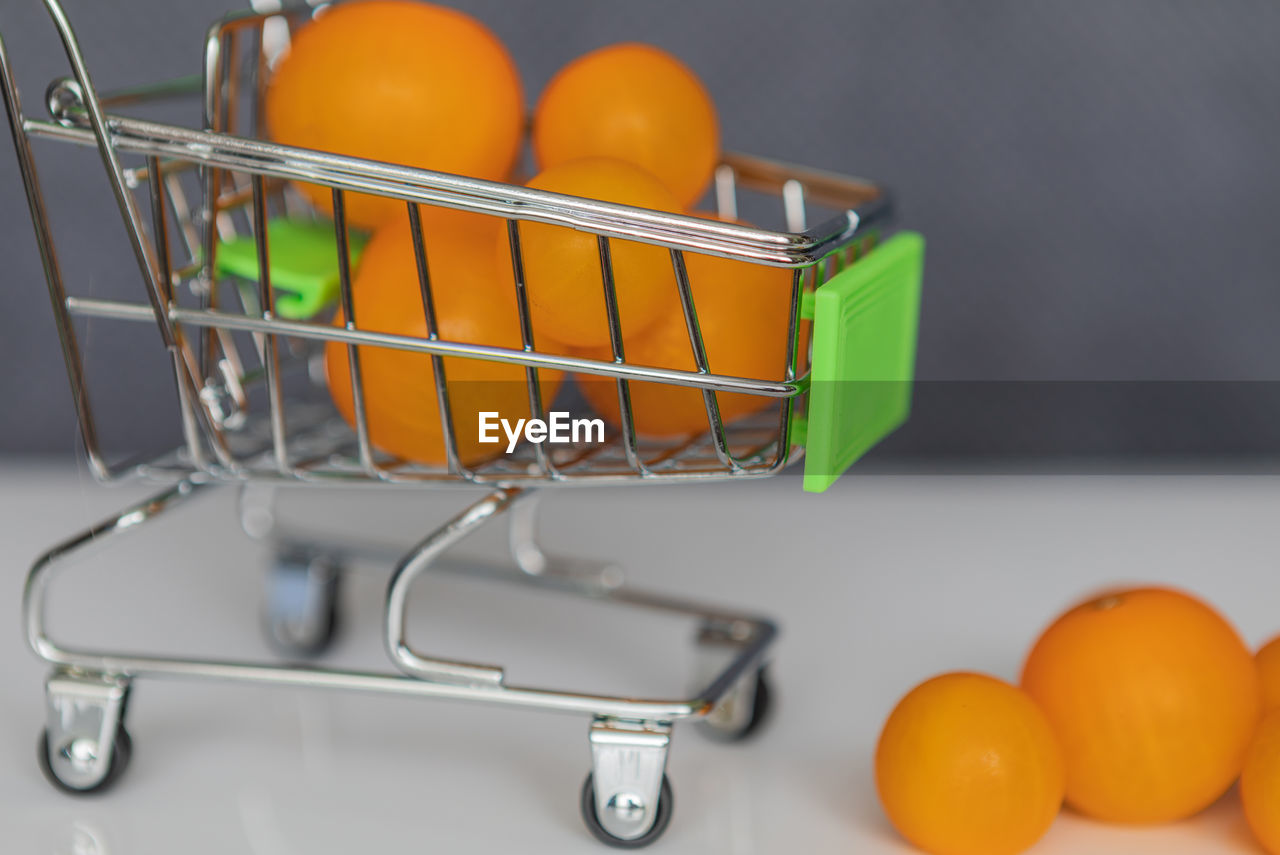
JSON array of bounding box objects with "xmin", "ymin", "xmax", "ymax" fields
[
  {"xmin": 694, "ymin": 621, "xmax": 763, "ymax": 735},
  {"xmin": 44, "ymin": 670, "xmax": 129, "ymax": 790},
  {"xmin": 588, "ymin": 718, "xmax": 672, "ymax": 842}
]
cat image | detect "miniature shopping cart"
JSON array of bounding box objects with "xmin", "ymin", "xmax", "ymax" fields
[{"xmin": 1, "ymin": 0, "xmax": 923, "ymax": 846}]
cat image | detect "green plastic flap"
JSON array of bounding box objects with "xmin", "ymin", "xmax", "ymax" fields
[
  {"xmin": 215, "ymin": 218, "xmax": 368, "ymax": 319},
  {"xmin": 800, "ymin": 231, "xmax": 924, "ymax": 492}
]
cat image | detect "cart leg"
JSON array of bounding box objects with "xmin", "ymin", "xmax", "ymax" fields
[
  {"xmin": 582, "ymin": 718, "xmax": 674, "ymax": 847},
  {"xmin": 39, "ymin": 669, "xmax": 132, "ymax": 794},
  {"xmin": 384, "ymin": 487, "xmax": 526, "ymax": 686}
]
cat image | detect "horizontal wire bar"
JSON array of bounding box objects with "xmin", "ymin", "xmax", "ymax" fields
[
  {"xmin": 25, "ymin": 117, "xmax": 886, "ymax": 267},
  {"xmin": 63, "ymin": 297, "xmax": 806, "ymax": 397}
]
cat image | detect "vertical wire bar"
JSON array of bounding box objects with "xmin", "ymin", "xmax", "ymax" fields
[
  {"xmin": 148, "ymin": 156, "xmax": 206, "ymax": 470},
  {"xmin": 782, "ymin": 179, "xmax": 807, "ymax": 233},
  {"xmin": 714, "ymin": 164, "xmax": 738, "ymax": 221},
  {"xmin": 0, "ymin": 36, "xmax": 108, "ymax": 476},
  {"xmin": 409, "ymin": 203, "xmax": 467, "ymax": 477},
  {"xmin": 507, "ymin": 219, "xmax": 554, "ymax": 477},
  {"xmin": 333, "ymin": 189, "xmax": 378, "ymax": 476},
  {"xmin": 252, "ymin": 174, "xmax": 289, "ymax": 473},
  {"xmin": 772, "ymin": 266, "xmax": 807, "ymax": 470},
  {"xmin": 597, "ymin": 235, "xmax": 646, "ymax": 474},
  {"xmin": 670, "ymin": 248, "xmax": 737, "ymax": 471},
  {"xmin": 199, "ymin": 29, "xmax": 233, "ymax": 389}
]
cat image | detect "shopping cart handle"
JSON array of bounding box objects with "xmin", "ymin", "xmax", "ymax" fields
[{"xmin": 798, "ymin": 231, "xmax": 925, "ymax": 492}]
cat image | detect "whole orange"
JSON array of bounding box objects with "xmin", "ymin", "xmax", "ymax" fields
[
  {"xmin": 533, "ymin": 43, "xmax": 719, "ymax": 207},
  {"xmin": 1241, "ymin": 711, "xmax": 1280, "ymax": 854},
  {"xmin": 573, "ymin": 215, "xmax": 795, "ymax": 437},
  {"xmin": 1256, "ymin": 634, "xmax": 1280, "ymax": 712},
  {"xmin": 875, "ymin": 672, "xmax": 1065, "ymax": 855},
  {"xmin": 325, "ymin": 208, "xmax": 560, "ymax": 465},
  {"xmin": 266, "ymin": 1, "xmax": 523, "ymax": 230},
  {"xmin": 1020, "ymin": 587, "xmax": 1262, "ymax": 823},
  {"xmin": 506, "ymin": 158, "xmax": 680, "ymax": 348}
]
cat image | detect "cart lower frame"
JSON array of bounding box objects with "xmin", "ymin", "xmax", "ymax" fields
[{"xmin": 27, "ymin": 479, "xmax": 776, "ymax": 843}]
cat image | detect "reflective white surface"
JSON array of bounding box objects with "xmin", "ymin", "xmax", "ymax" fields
[{"xmin": 1, "ymin": 463, "xmax": 1276, "ymax": 853}]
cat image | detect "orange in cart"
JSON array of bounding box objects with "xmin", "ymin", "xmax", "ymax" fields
[
  {"xmin": 573, "ymin": 214, "xmax": 796, "ymax": 437},
  {"xmin": 533, "ymin": 43, "xmax": 720, "ymax": 208},
  {"xmin": 324, "ymin": 208, "xmax": 561, "ymax": 465},
  {"xmin": 265, "ymin": 0, "xmax": 524, "ymax": 230},
  {"xmin": 1242, "ymin": 712, "xmax": 1280, "ymax": 854},
  {"xmin": 875, "ymin": 672, "xmax": 1065, "ymax": 855},
  {"xmin": 1020, "ymin": 587, "xmax": 1262, "ymax": 823},
  {"xmin": 1256, "ymin": 634, "xmax": 1280, "ymax": 712},
  {"xmin": 504, "ymin": 157, "xmax": 682, "ymax": 348}
]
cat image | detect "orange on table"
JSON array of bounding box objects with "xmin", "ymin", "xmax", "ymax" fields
[
  {"xmin": 1256, "ymin": 634, "xmax": 1280, "ymax": 712},
  {"xmin": 504, "ymin": 157, "xmax": 681, "ymax": 348},
  {"xmin": 324, "ymin": 207, "xmax": 561, "ymax": 466},
  {"xmin": 875, "ymin": 672, "xmax": 1064, "ymax": 855},
  {"xmin": 265, "ymin": 0, "xmax": 523, "ymax": 230},
  {"xmin": 1020, "ymin": 586, "xmax": 1262, "ymax": 824},
  {"xmin": 1241, "ymin": 712, "xmax": 1280, "ymax": 854},
  {"xmin": 533, "ymin": 43, "xmax": 720, "ymax": 207},
  {"xmin": 574, "ymin": 213, "xmax": 795, "ymax": 437}
]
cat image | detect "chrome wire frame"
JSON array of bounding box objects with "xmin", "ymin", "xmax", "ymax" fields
[
  {"xmin": 3, "ymin": 1, "xmax": 890, "ymax": 490},
  {"xmin": 3, "ymin": 2, "xmax": 882, "ymax": 835}
]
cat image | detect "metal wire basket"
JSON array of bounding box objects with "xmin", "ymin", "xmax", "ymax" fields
[{"xmin": 2, "ymin": 0, "xmax": 924, "ymax": 846}]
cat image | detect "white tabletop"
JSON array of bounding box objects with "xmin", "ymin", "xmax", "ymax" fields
[{"xmin": 0, "ymin": 462, "xmax": 1275, "ymax": 853}]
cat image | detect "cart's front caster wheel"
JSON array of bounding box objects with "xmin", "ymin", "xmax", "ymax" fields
[
  {"xmin": 38, "ymin": 725, "xmax": 132, "ymax": 795},
  {"xmin": 580, "ymin": 773, "xmax": 674, "ymax": 848},
  {"xmin": 698, "ymin": 666, "xmax": 772, "ymax": 742},
  {"xmin": 264, "ymin": 550, "xmax": 341, "ymax": 658}
]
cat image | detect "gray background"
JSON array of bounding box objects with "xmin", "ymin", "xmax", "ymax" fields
[{"xmin": 2, "ymin": 0, "xmax": 1278, "ymax": 459}]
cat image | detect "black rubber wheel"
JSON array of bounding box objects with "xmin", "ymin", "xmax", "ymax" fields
[
  {"xmin": 264, "ymin": 560, "xmax": 341, "ymax": 658},
  {"xmin": 701, "ymin": 666, "xmax": 773, "ymax": 742},
  {"xmin": 580, "ymin": 772, "xmax": 674, "ymax": 848},
  {"xmin": 38, "ymin": 725, "xmax": 132, "ymax": 795}
]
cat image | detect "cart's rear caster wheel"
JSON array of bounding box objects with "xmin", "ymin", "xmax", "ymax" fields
[
  {"xmin": 581, "ymin": 772, "xmax": 674, "ymax": 848},
  {"xmin": 698, "ymin": 666, "xmax": 772, "ymax": 742},
  {"xmin": 38, "ymin": 725, "xmax": 131, "ymax": 795},
  {"xmin": 264, "ymin": 550, "xmax": 341, "ymax": 657}
]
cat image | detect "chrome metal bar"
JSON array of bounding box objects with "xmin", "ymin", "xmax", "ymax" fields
[
  {"xmin": 714, "ymin": 163, "xmax": 738, "ymax": 221},
  {"xmin": 252, "ymin": 174, "xmax": 289, "ymax": 473},
  {"xmin": 408, "ymin": 203, "xmax": 468, "ymax": 477},
  {"xmin": 671, "ymin": 248, "xmax": 738, "ymax": 472},
  {"xmin": 0, "ymin": 32, "xmax": 108, "ymax": 479},
  {"xmin": 332, "ymin": 189, "xmax": 379, "ymax": 477},
  {"xmin": 20, "ymin": 478, "xmax": 710, "ymax": 719},
  {"xmin": 147, "ymin": 155, "xmax": 207, "ymax": 471},
  {"xmin": 26, "ymin": 115, "xmax": 885, "ymax": 267},
  {"xmin": 38, "ymin": 0, "xmax": 176, "ymax": 352},
  {"xmin": 597, "ymin": 235, "xmax": 647, "ymax": 475},
  {"xmin": 507, "ymin": 219, "xmax": 555, "ymax": 479},
  {"xmin": 384, "ymin": 487, "xmax": 524, "ymax": 686},
  {"xmin": 167, "ymin": 307, "xmax": 805, "ymax": 396},
  {"xmin": 783, "ymin": 179, "xmax": 807, "ymax": 233}
]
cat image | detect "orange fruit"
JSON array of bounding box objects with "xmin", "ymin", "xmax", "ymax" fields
[
  {"xmin": 875, "ymin": 672, "xmax": 1064, "ymax": 855},
  {"xmin": 325, "ymin": 207, "xmax": 561, "ymax": 465},
  {"xmin": 505, "ymin": 158, "xmax": 681, "ymax": 348},
  {"xmin": 1020, "ymin": 587, "xmax": 1262, "ymax": 823},
  {"xmin": 573, "ymin": 214, "xmax": 795, "ymax": 437},
  {"xmin": 1241, "ymin": 711, "xmax": 1280, "ymax": 854},
  {"xmin": 533, "ymin": 43, "xmax": 719, "ymax": 207},
  {"xmin": 1257, "ymin": 634, "xmax": 1280, "ymax": 712},
  {"xmin": 266, "ymin": 1, "xmax": 523, "ymax": 230}
]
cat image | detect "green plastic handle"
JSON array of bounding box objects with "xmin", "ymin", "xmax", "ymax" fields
[
  {"xmin": 215, "ymin": 218, "xmax": 368, "ymax": 319},
  {"xmin": 798, "ymin": 231, "xmax": 925, "ymax": 492}
]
